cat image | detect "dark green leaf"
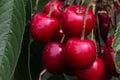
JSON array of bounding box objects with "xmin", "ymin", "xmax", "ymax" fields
[
  {"xmin": 112, "ymin": 10, "xmax": 120, "ymax": 73},
  {"xmin": 0, "ymin": 0, "xmax": 26, "ymax": 80},
  {"xmin": 13, "ymin": 26, "xmax": 31, "ymax": 80},
  {"xmin": 25, "ymin": 0, "xmax": 32, "ymax": 21}
]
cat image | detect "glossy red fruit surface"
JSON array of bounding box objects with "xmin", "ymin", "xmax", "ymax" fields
[
  {"xmin": 42, "ymin": 42, "xmax": 65, "ymax": 73},
  {"xmin": 65, "ymin": 38, "xmax": 96, "ymax": 69},
  {"xmin": 106, "ymin": 35, "xmax": 114, "ymax": 47},
  {"xmin": 76, "ymin": 58, "xmax": 105, "ymax": 80},
  {"xmin": 30, "ymin": 12, "xmax": 60, "ymax": 43},
  {"xmin": 101, "ymin": 47, "xmax": 119, "ymax": 77},
  {"xmin": 100, "ymin": 23, "xmax": 110, "ymax": 41},
  {"xmin": 61, "ymin": 6, "xmax": 94, "ymax": 37},
  {"xmin": 98, "ymin": 8, "xmax": 110, "ymax": 23},
  {"xmin": 43, "ymin": 0, "xmax": 64, "ymax": 20},
  {"xmin": 98, "ymin": 9, "xmax": 110, "ymax": 41}
]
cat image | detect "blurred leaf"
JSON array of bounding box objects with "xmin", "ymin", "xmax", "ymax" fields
[
  {"xmin": 13, "ymin": 0, "xmax": 32, "ymax": 79},
  {"xmin": 0, "ymin": 0, "xmax": 26, "ymax": 80},
  {"xmin": 112, "ymin": 10, "xmax": 120, "ymax": 73},
  {"xmin": 111, "ymin": 76, "xmax": 120, "ymax": 80},
  {"xmin": 47, "ymin": 74, "xmax": 65, "ymax": 80},
  {"xmin": 63, "ymin": 74, "xmax": 76, "ymax": 80},
  {"xmin": 42, "ymin": 72, "xmax": 53, "ymax": 80}
]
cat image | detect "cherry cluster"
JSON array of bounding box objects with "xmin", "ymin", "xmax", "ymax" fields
[{"xmin": 29, "ymin": 0, "xmax": 120, "ymax": 80}]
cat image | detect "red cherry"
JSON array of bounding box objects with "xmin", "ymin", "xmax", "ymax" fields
[
  {"xmin": 98, "ymin": 8, "xmax": 110, "ymax": 23},
  {"xmin": 42, "ymin": 42, "xmax": 65, "ymax": 73},
  {"xmin": 106, "ymin": 35, "xmax": 114, "ymax": 47},
  {"xmin": 65, "ymin": 38, "xmax": 96, "ymax": 69},
  {"xmin": 101, "ymin": 47, "xmax": 119, "ymax": 77},
  {"xmin": 30, "ymin": 12, "xmax": 60, "ymax": 43},
  {"xmin": 43, "ymin": 0, "xmax": 64, "ymax": 20},
  {"xmin": 76, "ymin": 57, "xmax": 105, "ymax": 80},
  {"xmin": 100, "ymin": 23, "xmax": 110, "ymax": 41},
  {"xmin": 61, "ymin": 6, "xmax": 94, "ymax": 37},
  {"xmin": 113, "ymin": 4, "xmax": 120, "ymax": 12},
  {"xmin": 98, "ymin": 9, "xmax": 110, "ymax": 41}
]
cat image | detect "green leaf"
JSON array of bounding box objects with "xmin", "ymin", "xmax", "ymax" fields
[
  {"xmin": 0, "ymin": 0, "xmax": 26, "ymax": 80},
  {"xmin": 25, "ymin": 0, "xmax": 32, "ymax": 21},
  {"xmin": 13, "ymin": 26, "xmax": 31, "ymax": 80},
  {"xmin": 112, "ymin": 10, "xmax": 120, "ymax": 73}
]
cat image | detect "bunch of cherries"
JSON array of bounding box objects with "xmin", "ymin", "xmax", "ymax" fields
[{"xmin": 30, "ymin": 0, "xmax": 120, "ymax": 80}]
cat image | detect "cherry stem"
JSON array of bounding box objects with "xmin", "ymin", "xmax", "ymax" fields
[
  {"xmin": 64, "ymin": 0, "xmax": 70, "ymax": 7},
  {"xmin": 96, "ymin": 11, "xmax": 102, "ymax": 57},
  {"xmin": 70, "ymin": 0, "xmax": 75, "ymax": 6},
  {"xmin": 48, "ymin": 0, "xmax": 57, "ymax": 17},
  {"xmin": 111, "ymin": 4, "xmax": 116, "ymax": 32},
  {"xmin": 34, "ymin": 0, "xmax": 40, "ymax": 12},
  {"xmin": 81, "ymin": 2, "xmax": 92, "ymax": 40},
  {"xmin": 60, "ymin": 34, "xmax": 66, "ymax": 43},
  {"xmin": 77, "ymin": 0, "xmax": 82, "ymax": 12},
  {"xmin": 39, "ymin": 69, "xmax": 47, "ymax": 80},
  {"xmin": 114, "ymin": 0, "xmax": 120, "ymax": 7},
  {"xmin": 91, "ymin": 3, "xmax": 96, "ymax": 40},
  {"xmin": 28, "ymin": 37, "xmax": 33, "ymax": 80}
]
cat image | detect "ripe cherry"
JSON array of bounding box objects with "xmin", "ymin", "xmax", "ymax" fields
[
  {"xmin": 100, "ymin": 23, "xmax": 110, "ymax": 41},
  {"xmin": 101, "ymin": 47, "xmax": 119, "ymax": 77},
  {"xmin": 106, "ymin": 35, "xmax": 114, "ymax": 47},
  {"xmin": 65, "ymin": 38, "xmax": 96, "ymax": 69},
  {"xmin": 98, "ymin": 9, "xmax": 110, "ymax": 41},
  {"xmin": 43, "ymin": 0, "xmax": 64, "ymax": 20},
  {"xmin": 61, "ymin": 6, "xmax": 94, "ymax": 37},
  {"xmin": 30, "ymin": 12, "xmax": 60, "ymax": 43},
  {"xmin": 76, "ymin": 57, "xmax": 105, "ymax": 80},
  {"xmin": 42, "ymin": 42, "xmax": 65, "ymax": 73}
]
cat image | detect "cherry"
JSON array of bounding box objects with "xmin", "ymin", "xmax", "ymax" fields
[
  {"xmin": 65, "ymin": 38, "xmax": 96, "ymax": 69},
  {"xmin": 43, "ymin": 0, "xmax": 64, "ymax": 20},
  {"xmin": 101, "ymin": 47, "xmax": 119, "ymax": 77},
  {"xmin": 61, "ymin": 6, "xmax": 94, "ymax": 37},
  {"xmin": 106, "ymin": 35, "xmax": 114, "ymax": 47},
  {"xmin": 30, "ymin": 12, "xmax": 60, "ymax": 43},
  {"xmin": 42, "ymin": 42, "xmax": 65, "ymax": 73},
  {"xmin": 100, "ymin": 23, "xmax": 110, "ymax": 41},
  {"xmin": 98, "ymin": 9, "xmax": 110, "ymax": 41},
  {"xmin": 76, "ymin": 57, "xmax": 105, "ymax": 80},
  {"xmin": 113, "ymin": 4, "xmax": 120, "ymax": 12}
]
